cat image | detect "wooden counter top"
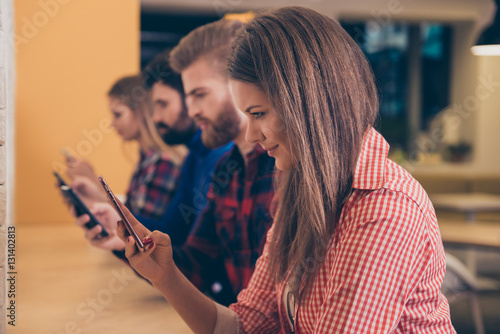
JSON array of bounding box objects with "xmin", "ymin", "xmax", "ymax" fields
[{"xmin": 9, "ymin": 224, "xmax": 192, "ymax": 334}]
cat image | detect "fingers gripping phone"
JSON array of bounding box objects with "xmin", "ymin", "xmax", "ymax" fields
[
  {"xmin": 53, "ymin": 172, "xmax": 109, "ymax": 238},
  {"xmin": 98, "ymin": 175, "xmax": 145, "ymax": 250}
]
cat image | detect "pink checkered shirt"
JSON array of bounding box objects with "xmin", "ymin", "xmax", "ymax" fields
[{"xmin": 215, "ymin": 128, "xmax": 455, "ymax": 333}]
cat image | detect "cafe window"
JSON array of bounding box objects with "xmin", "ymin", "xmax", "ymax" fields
[
  {"xmin": 140, "ymin": 11, "xmax": 219, "ymax": 68},
  {"xmin": 341, "ymin": 21, "xmax": 453, "ymax": 151}
]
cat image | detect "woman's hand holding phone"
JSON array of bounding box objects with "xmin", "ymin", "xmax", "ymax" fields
[
  {"xmin": 97, "ymin": 175, "xmax": 175, "ymax": 284},
  {"xmin": 114, "ymin": 198, "xmax": 176, "ymax": 285}
]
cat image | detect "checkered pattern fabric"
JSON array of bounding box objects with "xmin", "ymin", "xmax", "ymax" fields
[
  {"xmin": 173, "ymin": 144, "xmax": 276, "ymax": 297},
  {"xmin": 125, "ymin": 150, "xmax": 180, "ymax": 220},
  {"xmin": 224, "ymin": 128, "xmax": 455, "ymax": 333}
]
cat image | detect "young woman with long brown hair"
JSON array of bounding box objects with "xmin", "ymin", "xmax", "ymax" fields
[{"xmin": 115, "ymin": 7, "xmax": 455, "ymax": 333}]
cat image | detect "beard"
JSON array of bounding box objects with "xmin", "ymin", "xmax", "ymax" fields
[
  {"xmin": 156, "ymin": 110, "xmax": 198, "ymax": 146},
  {"xmin": 196, "ymin": 99, "xmax": 241, "ymax": 149}
]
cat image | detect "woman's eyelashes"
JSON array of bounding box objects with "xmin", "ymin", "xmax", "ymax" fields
[{"xmin": 250, "ymin": 111, "xmax": 265, "ymax": 119}]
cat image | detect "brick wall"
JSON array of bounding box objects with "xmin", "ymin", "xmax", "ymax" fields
[{"xmin": 1, "ymin": 0, "xmax": 14, "ymax": 332}]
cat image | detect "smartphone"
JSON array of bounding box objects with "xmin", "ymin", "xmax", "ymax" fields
[
  {"xmin": 53, "ymin": 171, "xmax": 109, "ymax": 238},
  {"xmin": 98, "ymin": 175, "xmax": 145, "ymax": 250}
]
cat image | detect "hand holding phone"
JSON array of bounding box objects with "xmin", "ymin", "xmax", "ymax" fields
[
  {"xmin": 98, "ymin": 175, "xmax": 145, "ymax": 251},
  {"xmin": 54, "ymin": 171, "xmax": 109, "ymax": 238},
  {"xmin": 97, "ymin": 176, "xmax": 176, "ymax": 285}
]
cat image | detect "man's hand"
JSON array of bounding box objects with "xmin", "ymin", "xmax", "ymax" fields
[{"xmin": 75, "ymin": 202, "xmax": 125, "ymax": 251}]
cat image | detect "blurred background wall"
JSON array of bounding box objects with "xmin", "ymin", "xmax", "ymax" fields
[{"xmin": 15, "ymin": 0, "xmax": 140, "ymax": 225}]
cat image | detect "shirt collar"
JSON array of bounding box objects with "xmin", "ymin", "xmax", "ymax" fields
[
  {"xmin": 352, "ymin": 127, "xmax": 390, "ymax": 190},
  {"xmin": 138, "ymin": 149, "xmax": 160, "ymax": 168},
  {"xmin": 186, "ymin": 130, "xmax": 201, "ymax": 150},
  {"xmin": 186, "ymin": 130, "xmax": 210, "ymax": 154}
]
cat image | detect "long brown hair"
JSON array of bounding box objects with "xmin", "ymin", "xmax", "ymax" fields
[{"xmin": 227, "ymin": 6, "xmax": 379, "ymax": 299}]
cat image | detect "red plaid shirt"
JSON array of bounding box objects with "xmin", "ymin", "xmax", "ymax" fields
[
  {"xmin": 218, "ymin": 128, "xmax": 455, "ymax": 333},
  {"xmin": 173, "ymin": 144, "xmax": 275, "ymax": 299},
  {"xmin": 125, "ymin": 150, "xmax": 180, "ymax": 221}
]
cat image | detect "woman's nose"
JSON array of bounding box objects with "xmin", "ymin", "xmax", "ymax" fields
[{"xmin": 246, "ymin": 121, "xmax": 264, "ymax": 144}]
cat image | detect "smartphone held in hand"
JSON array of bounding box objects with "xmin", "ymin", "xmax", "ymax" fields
[
  {"xmin": 53, "ymin": 171, "xmax": 109, "ymax": 238},
  {"xmin": 98, "ymin": 175, "xmax": 145, "ymax": 251}
]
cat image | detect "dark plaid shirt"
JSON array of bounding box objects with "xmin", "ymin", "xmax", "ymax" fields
[
  {"xmin": 173, "ymin": 144, "xmax": 275, "ymax": 301},
  {"xmin": 125, "ymin": 150, "xmax": 180, "ymax": 221}
]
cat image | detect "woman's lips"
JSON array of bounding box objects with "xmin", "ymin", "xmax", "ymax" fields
[{"xmin": 264, "ymin": 144, "xmax": 279, "ymax": 156}]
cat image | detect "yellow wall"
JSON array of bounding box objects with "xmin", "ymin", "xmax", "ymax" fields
[{"xmin": 15, "ymin": 0, "xmax": 140, "ymax": 225}]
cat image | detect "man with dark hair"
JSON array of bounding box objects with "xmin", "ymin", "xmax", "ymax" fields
[
  {"xmin": 141, "ymin": 50, "xmax": 197, "ymax": 147},
  {"xmin": 165, "ymin": 19, "xmax": 276, "ymax": 304}
]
